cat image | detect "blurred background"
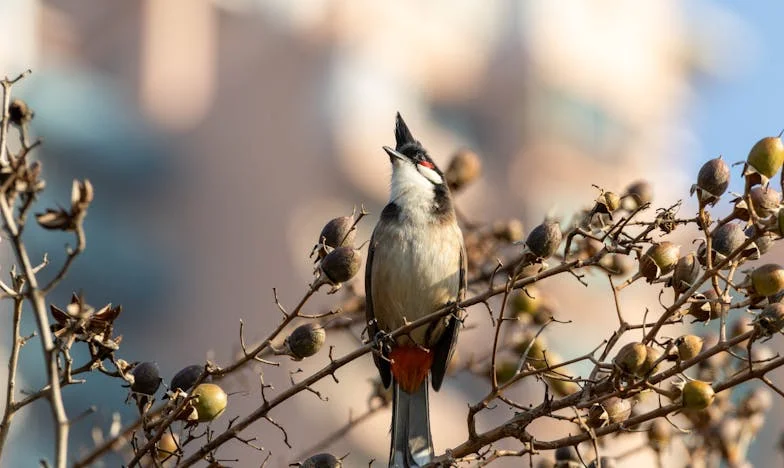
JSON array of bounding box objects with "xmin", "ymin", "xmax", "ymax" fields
[{"xmin": 0, "ymin": 0, "xmax": 782, "ymax": 466}]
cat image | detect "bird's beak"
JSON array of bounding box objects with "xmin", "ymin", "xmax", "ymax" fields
[{"xmin": 383, "ymin": 146, "xmax": 408, "ymax": 163}]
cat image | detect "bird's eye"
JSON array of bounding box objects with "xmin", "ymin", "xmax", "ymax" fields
[{"xmin": 419, "ymin": 161, "xmax": 435, "ymax": 169}]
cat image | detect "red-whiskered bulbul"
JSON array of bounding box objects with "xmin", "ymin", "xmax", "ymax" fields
[{"xmin": 366, "ymin": 113, "xmax": 466, "ymax": 467}]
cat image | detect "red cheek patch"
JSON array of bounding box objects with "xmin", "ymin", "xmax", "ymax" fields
[{"xmin": 419, "ymin": 161, "xmax": 435, "ymax": 169}]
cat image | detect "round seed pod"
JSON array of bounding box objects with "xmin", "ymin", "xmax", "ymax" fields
[
  {"xmin": 315, "ymin": 216, "xmax": 355, "ymax": 260},
  {"xmin": 711, "ymin": 222, "xmax": 746, "ymax": 259},
  {"xmin": 156, "ymin": 433, "xmax": 179, "ymax": 460},
  {"xmin": 755, "ymin": 303, "xmax": 784, "ymax": 336},
  {"xmin": 492, "ymin": 218, "xmax": 524, "ymax": 242},
  {"xmin": 170, "ymin": 365, "xmax": 204, "ymax": 392},
  {"xmin": 750, "ymin": 186, "xmax": 782, "ymax": 218},
  {"xmin": 688, "ymin": 289, "xmax": 728, "ymax": 322},
  {"xmin": 192, "ymin": 383, "xmax": 228, "ymax": 422},
  {"xmin": 509, "ymin": 287, "xmax": 541, "ymax": 317},
  {"xmin": 555, "ymin": 445, "xmax": 579, "ymax": 462},
  {"xmin": 637, "ymin": 346, "xmax": 663, "ymax": 377},
  {"xmin": 301, "ymin": 453, "xmax": 343, "ymax": 468},
  {"xmin": 602, "ymin": 397, "xmax": 632, "ymax": 424},
  {"xmin": 131, "ymin": 362, "xmax": 161, "ymax": 395},
  {"xmin": 613, "ymin": 342, "xmax": 647, "ymax": 375},
  {"xmin": 676, "ymin": 335, "xmax": 704, "ymax": 361},
  {"xmin": 695, "ymin": 157, "xmax": 730, "ymax": 202},
  {"xmin": 285, "ymin": 323, "xmax": 326, "ymax": 359},
  {"xmin": 672, "ymin": 253, "xmax": 700, "ymax": 294},
  {"xmin": 623, "ymin": 180, "xmax": 653, "ymax": 209},
  {"xmin": 682, "ymin": 380, "xmax": 715, "ymax": 410},
  {"xmin": 588, "ymin": 457, "xmax": 617, "ymax": 468},
  {"xmin": 445, "ymin": 148, "xmax": 481, "ymax": 192},
  {"xmin": 647, "ymin": 418, "xmax": 671, "ymax": 451},
  {"xmin": 321, "ymin": 246, "xmax": 362, "ymax": 284},
  {"xmin": 595, "ymin": 191, "xmax": 621, "ymax": 215},
  {"xmin": 526, "ymin": 221, "xmax": 562, "ymax": 259},
  {"xmin": 638, "ymin": 242, "xmax": 680, "ymax": 281},
  {"xmin": 751, "ymin": 264, "xmax": 784, "ymax": 297},
  {"xmin": 744, "ymin": 226, "xmax": 774, "ymax": 260},
  {"xmin": 746, "ymin": 136, "xmax": 784, "ymax": 181}
]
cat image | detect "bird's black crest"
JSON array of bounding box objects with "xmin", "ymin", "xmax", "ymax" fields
[{"xmin": 394, "ymin": 112, "xmax": 417, "ymax": 150}]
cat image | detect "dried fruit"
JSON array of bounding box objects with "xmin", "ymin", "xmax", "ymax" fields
[
  {"xmin": 156, "ymin": 433, "xmax": 179, "ymax": 460},
  {"xmin": 131, "ymin": 362, "xmax": 161, "ymax": 395},
  {"xmin": 682, "ymin": 380, "xmax": 715, "ymax": 410},
  {"xmin": 192, "ymin": 383, "xmax": 228, "ymax": 422},
  {"xmin": 688, "ymin": 289, "xmax": 728, "ymax": 322},
  {"xmin": 314, "ymin": 216, "xmax": 355, "ymax": 260},
  {"xmin": 594, "ymin": 191, "xmax": 621, "ymax": 217},
  {"xmin": 745, "ymin": 136, "xmax": 784, "ymax": 183},
  {"xmin": 751, "ymin": 264, "xmax": 784, "ymax": 297},
  {"xmin": 638, "ymin": 242, "xmax": 680, "ymax": 281},
  {"xmin": 693, "ymin": 157, "xmax": 730, "ymax": 204},
  {"xmin": 170, "ymin": 365, "xmax": 204, "ymax": 392},
  {"xmin": 526, "ymin": 221, "xmax": 562, "ymax": 259},
  {"xmin": 647, "ymin": 419, "xmax": 671, "ymax": 451},
  {"xmin": 301, "ymin": 453, "xmax": 343, "ymax": 468},
  {"xmin": 623, "ymin": 180, "xmax": 653, "ymax": 209},
  {"xmin": 613, "ymin": 342, "xmax": 647, "ymax": 375},
  {"xmin": 637, "ymin": 346, "xmax": 663, "ymax": 377},
  {"xmin": 711, "ymin": 222, "xmax": 746, "ymax": 259},
  {"xmin": 320, "ymin": 246, "xmax": 362, "ymax": 284},
  {"xmin": 285, "ymin": 323, "xmax": 326, "ymax": 359},
  {"xmin": 676, "ymin": 335, "xmax": 704, "ymax": 361},
  {"xmin": 603, "ymin": 397, "xmax": 632, "ymax": 424},
  {"xmin": 749, "ymin": 186, "xmax": 782, "ymax": 218},
  {"xmin": 744, "ymin": 226, "xmax": 774, "ymax": 260},
  {"xmin": 754, "ymin": 303, "xmax": 784, "ymax": 336},
  {"xmin": 546, "ymin": 377, "xmax": 579, "ymax": 397},
  {"xmin": 509, "ymin": 287, "xmax": 541, "ymax": 317},
  {"xmin": 445, "ymin": 148, "xmax": 481, "ymax": 192},
  {"xmin": 672, "ymin": 253, "xmax": 700, "ymax": 294}
]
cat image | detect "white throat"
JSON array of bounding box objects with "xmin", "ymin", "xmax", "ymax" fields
[{"xmin": 389, "ymin": 162, "xmax": 436, "ymax": 223}]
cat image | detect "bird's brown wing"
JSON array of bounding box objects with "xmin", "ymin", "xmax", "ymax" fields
[
  {"xmin": 430, "ymin": 239, "xmax": 466, "ymax": 391},
  {"xmin": 365, "ymin": 230, "xmax": 392, "ymax": 388}
]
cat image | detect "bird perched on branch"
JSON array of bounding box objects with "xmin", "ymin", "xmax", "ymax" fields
[{"xmin": 366, "ymin": 113, "xmax": 466, "ymax": 467}]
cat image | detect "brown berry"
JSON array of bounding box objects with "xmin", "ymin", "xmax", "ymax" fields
[
  {"xmin": 711, "ymin": 222, "xmax": 746, "ymax": 258},
  {"xmin": 315, "ymin": 216, "xmax": 355, "ymax": 259},
  {"xmin": 694, "ymin": 157, "xmax": 730, "ymax": 203},
  {"xmin": 301, "ymin": 453, "xmax": 343, "ymax": 468},
  {"xmin": 676, "ymin": 335, "xmax": 704, "ymax": 361},
  {"xmin": 639, "ymin": 242, "xmax": 680, "ymax": 281},
  {"xmin": 156, "ymin": 433, "xmax": 179, "ymax": 460},
  {"xmin": 445, "ymin": 148, "xmax": 481, "ymax": 192},
  {"xmin": 526, "ymin": 221, "xmax": 562, "ymax": 259},
  {"xmin": 749, "ymin": 186, "xmax": 782, "ymax": 218},
  {"xmin": 320, "ymin": 246, "xmax": 361, "ymax": 284},
  {"xmin": 602, "ymin": 397, "xmax": 632, "ymax": 424},
  {"xmin": 284, "ymin": 323, "xmax": 326, "ymax": 359},
  {"xmin": 751, "ymin": 264, "xmax": 784, "ymax": 297},
  {"xmin": 688, "ymin": 289, "xmax": 728, "ymax": 322},
  {"xmin": 637, "ymin": 346, "xmax": 663, "ymax": 377},
  {"xmin": 682, "ymin": 380, "xmax": 715, "ymax": 410},
  {"xmin": 672, "ymin": 253, "xmax": 700, "ymax": 294},
  {"xmin": 755, "ymin": 303, "xmax": 784, "ymax": 336},
  {"xmin": 613, "ymin": 342, "xmax": 647, "ymax": 375},
  {"xmin": 647, "ymin": 418, "xmax": 671, "ymax": 451}
]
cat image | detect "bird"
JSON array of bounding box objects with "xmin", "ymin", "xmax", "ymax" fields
[{"xmin": 365, "ymin": 113, "xmax": 466, "ymax": 467}]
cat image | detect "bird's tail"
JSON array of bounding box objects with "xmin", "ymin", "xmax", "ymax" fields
[{"xmin": 389, "ymin": 377, "xmax": 433, "ymax": 468}]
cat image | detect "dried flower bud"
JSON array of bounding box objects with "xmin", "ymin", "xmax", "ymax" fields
[
  {"xmin": 676, "ymin": 335, "xmax": 704, "ymax": 361},
  {"xmin": 745, "ymin": 136, "xmax": 784, "ymax": 184},
  {"xmin": 613, "ymin": 342, "xmax": 647, "ymax": 375},
  {"xmin": 131, "ymin": 362, "xmax": 161, "ymax": 395},
  {"xmin": 648, "ymin": 419, "xmax": 671, "ymax": 451},
  {"xmin": 314, "ymin": 216, "xmax": 355, "ymax": 260},
  {"xmin": 170, "ymin": 365, "xmax": 205, "ymax": 392},
  {"xmin": 672, "ymin": 253, "xmax": 700, "ymax": 294},
  {"xmin": 509, "ymin": 287, "xmax": 541, "ymax": 317},
  {"xmin": 8, "ymin": 99, "xmax": 33, "ymax": 126},
  {"xmin": 526, "ymin": 221, "xmax": 562, "ymax": 259},
  {"xmin": 755, "ymin": 303, "xmax": 784, "ymax": 336},
  {"xmin": 688, "ymin": 289, "xmax": 728, "ymax": 322},
  {"xmin": 285, "ymin": 323, "xmax": 326, "ymax": 359},
  {"xmin": 749, "ymin": 186, "xmax": 782, "ymax": 218},
  {"xmin": 623, "ymin": 180, "xmax": 653, "ymax": 209},
  {"xmin": 638, "ymin": 242, "xmax": 680, "ymax": 281},
  {"xmin": 445, "ymin": 148, "xmax": 481, "ymax": 192},
  {"xmin": 301, "ymin": 453, "xmax": 343, "ymax": 468},
  {"xmin": 692, "ymin": 157, "xmax": 730, "ymax": 204},
  {"xmin": 637, "ymin": 346, "xmax": 663, "ymax": 377},
  {"xmin": 711, "ymin": 222, "xmax": 746, "ymax": 259},
  {"xmin": 71, "ymin": 179, "xmax": 94, "ymax": 212},
  {"xmin": 192, "ymin": 383, "xmax": 228, "ymax": 422},
  {"xmin": 682, "ymin": 380, "xmax": 715, "ymax": 410},
  {"xmin": 751, "ymin": 263, "xmax": 784, "ymax": 297},
  {"xmin": 36, "ymin": 209, "xmax": 73, "ymax": 230},
  {"xmin": 491, "ymin": 219, "xmax": 524, "ymax": 242},
  {"xmin": 320, "ymin": 246, "xmax": 361, "ymax": 284}
]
